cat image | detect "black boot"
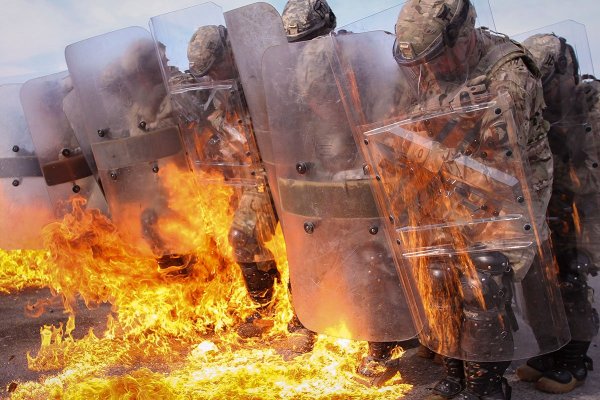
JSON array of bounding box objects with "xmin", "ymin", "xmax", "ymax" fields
[
  {"xmin": 274, "ymin": 314, "xmax": 316, "ymax": 360},
  {"xmin": 356, "ymin": 342, "xmax": 401, "ymax": 387},
  {"xmin": 536, "ymin": 340, "xmax": 593, "ymax": 393},
  {"xmin": 428, "ymin": 357, "xmax": 465, "ymax": 399},
  {"xmin": 457, "ymin": 361, "xmax": 511, "ymax": 399},
  {"xmin": 236, "ymin": 261, "xmax": 279, "ymax": 338},
  {"xmin": 515, "ymin": 353, "xmax": 555, "ymax": 382}
]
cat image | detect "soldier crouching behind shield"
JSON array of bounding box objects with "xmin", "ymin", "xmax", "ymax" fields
[
  {"xmin": 281, "ymin": 0, "xmax": 416, "ymax": 385},
  {"xmin": 516, "ymin": 33, "xmax": 599, "ymax": 394},
  {"xmin": 101, "ymin": 38, "xmax": 196, "ymax": 275},
  {"xmin": 390, "ymin": 0, "xmax": 561, "ymax": 398},
  {"xmin": 185, "ymin": 23, "xmax": 316, "ymax": 352}
]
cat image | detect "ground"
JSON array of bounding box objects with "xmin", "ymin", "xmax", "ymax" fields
[{"xmin": 1, "ymin": 280, "xmax": 598, "ymax": 399}]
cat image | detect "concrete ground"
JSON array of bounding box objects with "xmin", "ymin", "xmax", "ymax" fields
[{"xmin": 1, "ymin": 281, "xmax": 599, "ymax": 399}]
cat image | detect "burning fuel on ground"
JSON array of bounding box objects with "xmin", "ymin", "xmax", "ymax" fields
[{"xmin": 0, "ymin": 168, "xmax": 412, "ymax": 399}]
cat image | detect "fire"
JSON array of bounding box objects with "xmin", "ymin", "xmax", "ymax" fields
[{"xmin": 3, "ymin": 163, "xmax": 413, "ymax": 399}]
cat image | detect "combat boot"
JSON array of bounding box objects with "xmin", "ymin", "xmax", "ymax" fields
[
  {"xmin": 515, "ymin": 353, "xmax": 555, "ymax": 382},
  {"xmin": 356, "ymin": 342, "xmax": 401, "ymax": 387},
  {"xmin": 236, "ymin": 260, "xmax": 279, "ymax": 338},
  {"xmin": 427, "ymin": 357, "xmax": 465, "ymax": 399},
  {"xmin": 456, "ymin": 361, "xmax": 511, "ymax": 400},
  {"xmin": 274, "ymin": 314, "xmax": 316, "ymax": 360},
  {"xmin": 535, "ymin": 340, "xmax": 593, "ymax": 393}
]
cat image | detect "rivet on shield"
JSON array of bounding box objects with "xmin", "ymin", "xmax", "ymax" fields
[
  {"xmin": 296, "ymin": 162, "xmax": 308, "ymax": 175},
  {"xmin": 11, "ymin": 145, "xmax": 19, "ymax": 152},
  {"xmin": 110, "ymin": 171, "xmax": 118, "ymax": 180},
  {"xmin": 369, "ymin": 226, "xmax": 379, "ymax": 235},
  {"xmin": 375, "ymin": 175, "xmax": 381, "ymax": 181},
  {"xmin": 97, "ymin": 129, "xmax": 108, "ymax": 137},
  {"xmin": 152, "ymin": 165, "xmax": 160, "ymax": 173},
  {"xmin": 586, "ymin": 125, "xmax": 592, "ymax": 133},
  {"xmin": 523, "ymin": 224, "xmax": 532, "ymax": 231},
  {"xmin": 517, "ymin": 196, "xmax": 525, "ymax": 203},
  {"xmin": 494, "ymin": 108, "xmax": 502, "ymax": 115},
  {"xmin": 61, "ymin": 148, "xmax": 71, "ymax": 157},
  {"xmin": 303, "ymin": 222, "xmax": 315, "ymax": 234},
  {"xmin": 505, "ymin": 150, "xmax": 513, "ymax": 157},
  {"xmin": 138, "ymin": 121, "xmax": 147, "ymax": 130},
  {"xmin": 364, "ymin": 139, "xmax": 369, "ymax": 145},
  {"xmin": 72, "ymin": 185, "xmax": 81, "ymax": 193},
  {"xmin": 362, "ymin": 164, "xmax": 370, "ymax": 175},
  {"xmin": 11, "ymin": 179, "xmax": 20, "ymax": 187}
]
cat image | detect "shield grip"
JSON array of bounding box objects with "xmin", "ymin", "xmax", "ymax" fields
[
  {"xmin": 41, "ymin": 154, "xmax": 93, "ymax": 186},
  {"xmin": 92, "ymin": 127, "xmax": 182, "ymax": 170}
]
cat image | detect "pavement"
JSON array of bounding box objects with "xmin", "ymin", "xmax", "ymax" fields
[{"xmin": 0, "ymin": 280, "xmax": 599, "ymax": 399}]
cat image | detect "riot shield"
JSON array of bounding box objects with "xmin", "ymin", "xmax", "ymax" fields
[
  {"xmin": 330, "ymin": 30, "xmax": 570, "ymax": 360},
  {"xmin": 519, "ymin": 26, "xmax": 600, "ymax": 341},
  {"xmin": 0, "ymin": 85, "xmax": 55, "ymax": 249},
  {"xmin": 340, "ymin": 0, "xmax": 495, "ymax": 34},
  {"xmin": 261, "ymin": 35, "xmax": 416, "ymax": 341},
  {"xmin": 20, "ymin": 72, "xmax": 109, "ymax": 216},
  {"xmin": 65, "ymin": 27, "xmax": 196, "ymax": 258},
  {"xmin": 150, "ymin": 4, "xmax": 278, "ymax": 264},
  {"xmin": 224, "ymin": 2, "xmax": 289, "ymax": 212}
]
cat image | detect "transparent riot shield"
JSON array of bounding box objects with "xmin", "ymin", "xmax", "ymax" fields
[
  {"xmin": 0, "ymin": 85, "xmax": 55, "ymax": 249},
  {"xmin": 20, "ymin": 72, "xmax": 109, "ymax": 216},
  {"xmin": 150, "ymin": 3, "xmax": 258, "ymax": 186},
  {"xmin": 150, "ymin": 4, "xmax": 278, "ymax": 264},
  {"xmin": 223, "ymin": 2, "xmax": 288, "ymax": 212},
  {"xmin": 340, "ymin": 0, "xmax": 495, "ymax": 34},
  {"xmin": 261, "ymin": 35, "xmax": 416, "ymax": 341},
  {"xmin": 330, "ymin": 30, "xmax": 570, "ymax": 360},
  {"xmin": 65, "ymin": 27, "xmax": 196, "ymax": 258}
]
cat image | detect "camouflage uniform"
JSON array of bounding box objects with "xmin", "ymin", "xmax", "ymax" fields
[
  {"xmin": 393, "ymin": 1, "xmax": 553, "ymax": 398},
  {"xmin": 185, "ymin": 25, "xmax": 284, "ymax": 336},
  {"xmin": 515, "ymin": 33, "xmax": 599, "ymax": 394}
]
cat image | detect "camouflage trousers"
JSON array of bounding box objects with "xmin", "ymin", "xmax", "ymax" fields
[{"xmin": 229, "ymin": 185, "xmax": 278, "ymax": 265}]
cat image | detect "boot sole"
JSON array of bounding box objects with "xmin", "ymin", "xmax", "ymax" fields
[
  {"xmin": 535, "ymin": 376, "xmax": 584, "ymax": 394},
  {"xmin": 515, "ymin": 365, "xmax": 544, "ymax": 382}
]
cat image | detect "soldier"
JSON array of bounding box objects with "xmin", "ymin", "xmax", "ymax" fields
[
  {"xmin": 281, "ymin": 0, "xmax": 416, "ymax": 385},
  {"xmin": 186, "ymin": 23, "xmax": 316, "ymax": 352},
  {"xmin": 517, "ymin": 33, "xmax": 599, "ymax": 394},
  {"xmin": 282, "ymin": 0, "xmax": 336, "ymax": 42},
  {"xmin": 389, "ymin": 0, "xmax": 557, "ymax": 398}
]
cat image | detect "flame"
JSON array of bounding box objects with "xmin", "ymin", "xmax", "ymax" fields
[{"xmin": 3, "ymin": 164, "xmax": 413, "ymax": 399}]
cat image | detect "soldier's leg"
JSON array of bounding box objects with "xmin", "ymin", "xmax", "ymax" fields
[
  {"xmin": 229, "ymin": 188, "xmax": 279, "ymax": 337},
  {"xmin": 518, "ymin": 250, "xmax": 599, "ymax": 389},
  {"xmin": 355, "ymin": 342, "xmax": 402, "ymax": 387},
  {"xmin": 430, "ymin": 252, "xmax": 515, "ymax": 399}
]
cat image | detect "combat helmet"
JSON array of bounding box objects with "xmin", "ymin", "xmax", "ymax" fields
[
  {"xmin": 393, "ymin": 0, "xmax": 476, "ymax": 66},
  {"xmin": 523, "ymin": 33, "xmax": 580, "ymax": 86},
  {"xmin": 187, "ymin": 25, "xmax": 228, "ymax": 77},
  {"xmin": 282, "ymin": 0, "xmax": 336, "ymax": 42}
]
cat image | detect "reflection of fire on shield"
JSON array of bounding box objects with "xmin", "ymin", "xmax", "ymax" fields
[
  {"xmin": 0, "ymin": 84, "xmax": 55, "ymax": 249},
  {"xmin": 65, "ymin": 26, "xmax": 198, "ymax": 268},
  {"xmin": 20, "ymin": 71, "xmax": 109, "ymax": 218}
]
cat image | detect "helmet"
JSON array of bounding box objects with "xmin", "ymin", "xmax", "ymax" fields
[
  {"xmin": 393, "ymin": 0, "xmax": 476, "ymax": 66},
  {"xmin": 522, "ymin": 33, "xmax": 580, "ymax": 86},
  {"xmin": 187, "ymin": 25, "xmax": 228, "ymax": 77},
  {"xmin": 282, "ymin": 0, "xmax": 336, "ymax": 42}
]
